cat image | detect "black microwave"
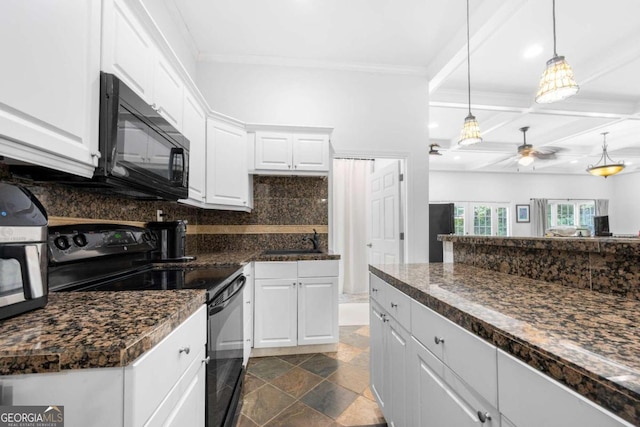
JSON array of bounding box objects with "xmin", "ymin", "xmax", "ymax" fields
[{"xmin": 97, "ymin": 72, "xmax": 189, "ymax": 200}]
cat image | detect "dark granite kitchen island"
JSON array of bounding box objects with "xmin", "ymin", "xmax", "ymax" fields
[{"xmin": 370, "ymin": 262, "xmax": 640, "ymax": 425}]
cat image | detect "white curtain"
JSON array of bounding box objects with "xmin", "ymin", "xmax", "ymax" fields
[
  {"xmin": 531, "ymin": 198, "xmax": 548, "ymax": 236},
  {"xmin": 595, "ymin": 199, "xmax": 609, "ymax": 216},
  {"xmin": 332, "ymin": 159, "xmax": 373, "ymax": 294}
]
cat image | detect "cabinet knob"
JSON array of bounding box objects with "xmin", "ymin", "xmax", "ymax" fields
[
  {"xmin": 293, "ymin": 282, "xmax": 296, "ymax": 287},
  {"xmin": 372, "ymin": 288, "xmax": 378, "ymax": 293},
  {"xmin": 246, "ymin": 301, "xmax": 251, "ymax": 304},
  {"xmin": 477, "ymin": 411, "xmax": 492, "ymax": 423},
  {"xmin": 179, "ymin": 346, "xmax": 191, "ymax": 355},
  {"xmin": 366, "ymin": 243, "xmax": 373, "ymax": 247},
  {"xmin": 434, "ymin": 336, "xmax": 445, "ymax": 345},
  {"xmin": 202, "ymin": 356, "xmax": 210, "ymax": 365},
  {"xmin": 390, "ymin": 302, "xmax": 398, "ymax": 308}
]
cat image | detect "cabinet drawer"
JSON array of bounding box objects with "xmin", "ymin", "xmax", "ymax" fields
[
  {"xmin": 298, "ymin": 260, "xmax": 338, "ymax": 277},
  {"xmin": 254, "ymin": 261, "xmax": 297, "ymax": 279},
  {"xmin": 411, "ymin": 336, "xmax": 498, "ymax": 427},
  {"xmin": 497, "ymin": 350, "xmax": 633, "ymax": 427},
  {"xmin": 411, "ymin": 299, "xmax": 498, "ymax": 407},
  {"xmin": 385, "ymin": 283, "xmax": 411, "ymax": 327},
  {"xmin": 370, "ymin": 273, "xmax": 387, "ymax": 305},
  {"xmin": 124, "ymin": 305, "xmax": 206, "ymax": 427}
]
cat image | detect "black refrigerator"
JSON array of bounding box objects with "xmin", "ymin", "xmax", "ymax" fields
[{"xmin": 429, "ymin": 203, "xmax": 455, "ymax": 263}]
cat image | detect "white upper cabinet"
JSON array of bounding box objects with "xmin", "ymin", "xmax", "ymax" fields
[
  {"xmin": 181, "ymin": 90, "xmax": 206, "ymax": 203},
  {"xmin": 206, "ymin": 117, "xmax": 251, "ymax": 210},
  {"xmin": 102, "ymin": 0, "xmax": 154, "ymax": 102},
  {"xmin": 251, "ymin": 127, "xmax": 332, "ymax": 175},
  {"xmin": 0, "ymin": 0, "xmax": 100, "ymax": 177},
  {"xmin": 292, "ymin": 134, "xmax": 331, "ymax": 171},
  {"xmin": 102, "ymin": 0, "xmax": 183, "ymax": 132}
]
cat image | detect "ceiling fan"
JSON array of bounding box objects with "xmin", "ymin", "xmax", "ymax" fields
[{"xmin": 516, "ymin": 126, "xmax": 562, "ymax": 166}]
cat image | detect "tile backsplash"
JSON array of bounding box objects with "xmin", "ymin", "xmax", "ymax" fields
[{"xmin": 1, "ymin": 164, "xmax": 328, "ymax": 254}]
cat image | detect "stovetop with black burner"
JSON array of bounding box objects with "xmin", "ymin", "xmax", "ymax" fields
[{"xmin": 48, "ymin": 223, "xmax": 242, "ymax": 301}]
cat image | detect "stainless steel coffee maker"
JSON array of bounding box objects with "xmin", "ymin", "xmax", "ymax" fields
[
  {"xmin": 146, "ymin": 220, "xmax": 195, "ymax": 262},
  {"xmin": 0, "ymin": 183, "xmax": 48, "ymax": 320}
]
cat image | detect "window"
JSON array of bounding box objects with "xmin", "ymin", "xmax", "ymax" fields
[
  {"xmin": 473, "ymin": 205, "xmax": 492, "ymax": 235},
  {"xmin": 453, "ymin": 202, "xmax": 510, "ymax": 236},
  {"xmin": 454, "ymin": 206, "xmax": 465, "ymax": 235},
  {"xmin": 547, "ymin": 200, "xmax": 596, "ymax": 234}
]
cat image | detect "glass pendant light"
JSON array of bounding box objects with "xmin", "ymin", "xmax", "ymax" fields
[
  {"xmin": 458, "ymin": 0, "xmax": 482, "ymax": 146},
  {"xmin": 586, "ymin": 132, "xmax": 625, "ymax": 178},
  {"xmin": 535, "ymin": 0, "xmax": 579, "ymax": 104}
]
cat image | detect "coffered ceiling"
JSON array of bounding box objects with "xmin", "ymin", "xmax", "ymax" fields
[{"xmin": 167, "ymin": 0, "xmax": 640, "ymax": 175}]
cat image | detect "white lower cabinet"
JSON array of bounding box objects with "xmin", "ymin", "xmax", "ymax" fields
[
  {"xmin": 124, "ymin": 305, "xmax": 207, "ymax": 427},
  {"xmin": 497, "ymin": 350, "xmax": 634, "ymax": 427},
  {"xmin": 243, "ymin": 263, "xmax": 254, "ymax": 365},
  {"xmin": 410, "ymin": 336, "xmax": 497, "ymax": 427},
  {"xmin": 369, "ymin": 274, "xmax": 410, "ymax": 427},
  {"xmin": 254, "ymin": 261, "xmax": 339, "ymax": 348}
]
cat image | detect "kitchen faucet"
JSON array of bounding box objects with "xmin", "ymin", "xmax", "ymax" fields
[{"xmin": 303, "ymin": 229, "xmax": 320, "ymax": 250}]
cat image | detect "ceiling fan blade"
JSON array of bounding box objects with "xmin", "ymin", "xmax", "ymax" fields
[{"xmin": 533, "ymin": 152, "xmax": 557, "ymax": 160}]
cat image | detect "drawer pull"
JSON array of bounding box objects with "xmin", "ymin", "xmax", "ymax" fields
[
  {"xmin": 202, "ymin": 356, "xmax": 210, "ymax": 365},
  {"xmin": 390, "ymin": 302, "xmax": 398, "ymax": 308},
  {"xmin": 382, "ymin": 314, "xmax": 389, "ymax": 323},
  {"xmin": 434, "ymin": 336, "xmax": 445, "ymax": 345},
  {"xmin": 179, "ymin": 346, "xmax": 191, "ymax": 355},
  {"xmin": 477, "ymin": 411, "xmax": 492, "ymax": 423}
]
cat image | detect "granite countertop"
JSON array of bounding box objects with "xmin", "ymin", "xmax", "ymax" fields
[
  {"xmin": 165, "ymin": 250, "xmax": 341, "ymax": 267},
  {"xmin": 439, "ymin": 234, "xmax": 640, "ymax": 255},
  {"xmin": 0, "ymin": 290, "xmax": 206, "ymax": 375},
  {"xmin": 370, "ymin": 263, "xmax": 640, "ymax": 425}
]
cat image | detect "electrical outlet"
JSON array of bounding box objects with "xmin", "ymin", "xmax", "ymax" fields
[{"xmin": 156, "ymin": 209, "xmax": 164, "ymax": 222}]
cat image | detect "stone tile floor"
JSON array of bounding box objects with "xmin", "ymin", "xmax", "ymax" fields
[{"xmin": 237, "ymin": 325, "xmax": 387, "ymax": 427}]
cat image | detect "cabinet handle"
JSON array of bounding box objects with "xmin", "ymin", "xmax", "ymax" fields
[
  {"xmin": 477, "ymin": 411, "xmax": 492, "ymax": 423},
  {"xmin": 246, "ymin": 301, "xmax": 251, "ymax": 304},
  {"xmin": 434, "ymin": 336, "xmax": 445, "ymax": 345},
  {"xmin": 390, "ymin": 302, "xmax": 397, "ymax": 308},
  {"xmin": 202, "ymin": 356, "xmax": 210, "ymax": 365},
  {"xmin": 293, "ymin": 282, "xmax": 296, "ymax": 287},
  {"xmin": 151, "ymin": 103, "xmax": 159, "ymax": 111},
  {"xmin": 372, "ymin": 288, "xmax": 378, "ymax": 293},
  {"xmin": 382, "ymin": 314, "xmax": 389, "ymax": 323},
  {"xmin": 179, "ymin": 346, "xmax": 191, "ymax": 355}
]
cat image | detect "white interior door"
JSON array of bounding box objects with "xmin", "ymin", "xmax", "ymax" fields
[{"xmin": 369, "ymin": 161, "xmax": 402, "ymax": 265}]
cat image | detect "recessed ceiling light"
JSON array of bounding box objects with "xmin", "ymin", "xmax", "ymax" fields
[
  {"xmin": 428, "ymin": 122, "xmax": 439, "ymax": 129},
  {"xmin": 454, "ymin": 156, "xmax": 461, "ymax": 160},
  {"xmin": 570, "ymin": 159, "xmax": 578, "ymax": 164},
  {"xmin": 626, "ymin": 161, "xmax": 633, "ymax": 165},
  {"xmin": 523, "ymin": 44, "xmax": 543, "ymax": 59}
]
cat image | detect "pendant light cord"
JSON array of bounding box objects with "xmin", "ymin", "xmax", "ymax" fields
[
  {"xmin": 466, "ymin": 0, "xmax": 471, "ymax": 115},
  {"xmin": 552, "ymin": 0, "xmax": 557, "ymax": 56}
]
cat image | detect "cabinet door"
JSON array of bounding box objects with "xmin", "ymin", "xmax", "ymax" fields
[
  {"xmin": 292, "ymin": 134, "xmax": 330, "ymax": 171},
  {"xmin": 206, "ymin": 119, "xmax": 249, "ymax": 208},
  {"xmin": 0, "ymin": 0, "xmax": 100, "ymax": 177},
  {"xmin": 369, "ymin": 301, "xmax": 387, "ymax": 414},
  {"xmin": 182, "ymin": 90, "xmax": 206, "ymax": 202},
  {"xmin": 253, "ymin": 279, "xmax": 297, "ymax": 348},
  {"xmin": 102, "ymin": 0, "xmax": 154, "ymax": 102},
  {"xmin": 387, "ymin": 317, "xmax": 409, "ymax": 427},
  {"xmin": 153, "ymin": 56, "xmax": 183, "ymax": 131},
  {"xmin": 411, "ymin": 336, "xmax": 498, "ymax": 427},
  {"xmin": 242, "ymin": 264, "xmax": 254, "ymax": 366},
  {"xmin": 255, "ymin": 132, "xmax": 293, "ymax": 170},
  {"xmin": 297, "ymin": 277, "xmax": 338, "ymax": 345}
]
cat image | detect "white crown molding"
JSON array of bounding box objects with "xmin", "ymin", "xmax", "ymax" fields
[{"xmin": 197, "ymin": 53, "xmax": 428, "ymax": 76}]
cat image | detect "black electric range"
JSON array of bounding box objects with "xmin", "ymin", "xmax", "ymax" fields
[{"xmin": 48, "ymin": 223, "xmax": 246, "ymax": 427}]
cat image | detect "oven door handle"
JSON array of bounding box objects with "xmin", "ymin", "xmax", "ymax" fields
[{"xmin": 208, "ymin": 275, "xmax": 246, "ymax": 316}]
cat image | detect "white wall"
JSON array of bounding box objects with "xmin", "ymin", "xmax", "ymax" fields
[
  {"xmin": 611, "ymin": 172, "xmax": 640, "ymax": 235},
  {"xmin": 429, "ymin": 171, "xmax": 616, "ymax": 236},
  {"xmin": 197, "ymin": 62, "xmax": 430, "ymax": 262}
]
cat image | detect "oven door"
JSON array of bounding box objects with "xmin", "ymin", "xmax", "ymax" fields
[
  {"xmin": 0, "ymin": 243, "xmax": 47, "ymax": 320},
  {"xmin": 207, "ymin": 274, "xmax": 246, "ymax": 427}
]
